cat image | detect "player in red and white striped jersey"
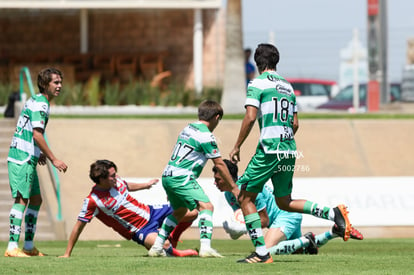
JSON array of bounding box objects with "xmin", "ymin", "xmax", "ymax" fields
[{"xmin": 60, "ymin": 160, "xmax": 197, "ymax": 258}]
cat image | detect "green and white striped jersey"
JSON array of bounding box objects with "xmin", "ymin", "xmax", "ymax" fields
[
  {"xmin": 163, "ymin": 121, "xmax": 220, "ymax": 179},
  {"xmin": 246, "ymin": 71, "xmax": 297, "ymax": 154},
  {"xmin": 8, "ymin": 94, "xmax": 50, "ymax": 164}
]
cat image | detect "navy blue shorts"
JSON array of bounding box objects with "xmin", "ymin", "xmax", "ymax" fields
[{"xmin": 132, "ymin": 204, "xmax": 173, "ymax": 245}]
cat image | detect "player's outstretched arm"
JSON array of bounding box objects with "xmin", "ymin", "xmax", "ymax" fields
[
  {"xmin": 59, "ymin": 220, "xmax": 87, "ymax": 258},
  {"xmin": 127, "ymin": 179, "xmax": 159, "ymax": 191}
]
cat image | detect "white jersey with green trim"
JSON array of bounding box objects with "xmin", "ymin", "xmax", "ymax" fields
[
  {"xmin": 163, "ymin": 121, "xmax": 220, "ymax": 179},
  {"xmin": 8, "ymin": 94, "xmax": 50, "ymax": 164},
  {"xmin": 246, "ymin": 71, "xmax": 297, "ymax": 154}
]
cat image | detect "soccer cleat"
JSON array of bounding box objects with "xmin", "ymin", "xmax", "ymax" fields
[
  {"xmin": 350, "ymin": 226, "xmax": 364, "ymax": 240},
  {"xmin": 332, "ymin": 224, "xmax": 341, "ymax": 235},
  {"xmin": 237, "ymin": 252, "xmax": 273, "ymax": 264},
  {"xmin": 333, "ymin": 204, "xmax": 351, "ymax": 241},
  {"xmin": 303, "ymin": 232, "xmax": 318, "ymax": 255},
  {"xmin": 222, "ymin": 221, "xmax": 246, "ymax": 240},
  {"xmin": 148, "ymin": 246, "xmax": 167, "ymax": 257},
  {"xmin": 171, "ymin": 248, "xmax": 198, "ymax": 257},
  {"xmin": 332, "ymin": 224, "xmax": 364, "ymax": 240},
  {"xmin": 199, "ymin": 247, "xmax": 223, "ymax": 258},
  {"xmin": 23, "ymin": 247, "xmax": 45, "ymax": 256},
  {"xmin": 4, "ymin": 248, "xmax": 30, "ymax": 257}
]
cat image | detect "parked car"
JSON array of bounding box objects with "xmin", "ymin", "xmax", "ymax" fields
[
  {"xmin": 316, "ymin": 83, "xmax": 401, "ymax": 111},
  {"xmin": 286, "ymin": 78, "xmax": 338, "ymax": 112}
]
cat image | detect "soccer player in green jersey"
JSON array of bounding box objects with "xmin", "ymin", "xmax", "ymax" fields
[
  {"xmin": 5, "ymin": 68, "xmax": 68, "ymax": 257},
  {"xmin": 148, "ymin": 100, "xmax": 239, "ymax": 258},
  {"xmin": 230, "ymin": 44, "xmax": 353, "ymax": 263}
]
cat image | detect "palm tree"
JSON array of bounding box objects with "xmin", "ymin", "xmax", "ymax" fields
[{"xmin": 221, "ymin": 0, "xmax": 246, "ymax": 114}]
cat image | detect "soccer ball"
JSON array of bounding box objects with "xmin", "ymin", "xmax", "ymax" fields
[
  {"xmin": 233, "ymin": 208, "xmax": 245, "ymax": 225},
  {"xmin": 223, "ymin": 209, "xmax": 247, "ymax": 240}
]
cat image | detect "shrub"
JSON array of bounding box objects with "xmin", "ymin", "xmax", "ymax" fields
[{"xmin": 0, "ymin": 80, "xmax": 222, "ymax": 107}]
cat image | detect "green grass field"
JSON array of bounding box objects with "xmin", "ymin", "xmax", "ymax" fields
[{"xmin": 1, "ymin": 239, "xmax": 413, "ymax": 274}]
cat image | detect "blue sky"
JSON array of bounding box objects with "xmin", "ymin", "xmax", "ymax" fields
[{"xmin": 241, "ymin": 0, "xmax": 414, "ymax": 82}]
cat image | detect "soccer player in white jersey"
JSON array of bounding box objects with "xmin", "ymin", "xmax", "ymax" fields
[
  {"xmin": 230, "ymin": 44, "xmax": 354, "ymax": 263},
  {"xmin": 213, "ymin": 160, "xmax": 363, "ymax": 256},
  {"xmin": 60, "ymin": 160, "xmax": 198, "ymax": 258},
  {"xmin": 148, "ymin": 100, "xmax": 239, "ymax": 258},
  {"xmin": 5, "ymin": 68, "xmax": 68, "ymax": 257}
]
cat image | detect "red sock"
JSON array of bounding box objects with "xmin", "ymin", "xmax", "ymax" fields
[
  {"xmin": 171, "ymin": 248, "xmax": 198, "ymax": 257},
  {"xmin": 168, "ymin": 221, "xmax": 192, "ymax": 248}
]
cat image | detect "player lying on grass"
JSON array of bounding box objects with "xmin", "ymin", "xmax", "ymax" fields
[
  {"xmin": 60, "ymin": 159, "xmax": 198, "ymax": 258},
  {"xmin": 213, "ymin": 160, "xmax": 363, "ymax": 255}
]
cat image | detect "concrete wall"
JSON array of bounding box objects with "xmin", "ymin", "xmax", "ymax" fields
[{"xmin": 43, "ymin": 118, "xmax": 414, "ymax": 240}]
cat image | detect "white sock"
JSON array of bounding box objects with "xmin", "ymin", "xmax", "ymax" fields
[
  {"xmin": 329, "ymin": 208, "xmax": 335, "ymax": 221},
  {"xmin": 152, "ymin": 236, "xmax": 165, "ymax": 250},
  {"xmin": 7, "ymin": 242, "xmax": 19, "ymax": 250},
  {"xmin": 200, "ymin": 238, "xmax": 211, "ymax": 251},
  {"xmin": 256, "ymin": 245, "xmax": 269, "ymax": 256}
]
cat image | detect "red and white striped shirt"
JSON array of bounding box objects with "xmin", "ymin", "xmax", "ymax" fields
[{"xmin": 78, "ymin": 177, "xmax": 151, "ymax": 239}]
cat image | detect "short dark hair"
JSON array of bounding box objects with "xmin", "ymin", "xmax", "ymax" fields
[
  {"xmin": 212, "ymin": 159, "xmax": 238, "ymax": 182},
  {"xmin": 89, "ymin": 159, "xmax": 117, "ymax": 184},
  {"xmin": 198, "ymin": 100, "xmax": 223, "ymax": 121},
  {"xmin": 37, "ymin": 67, "xmax": 63, "ymax": 94},
  {"xmin": 254, "ymin": 43, "xmax": 280, "ymax": 73}
]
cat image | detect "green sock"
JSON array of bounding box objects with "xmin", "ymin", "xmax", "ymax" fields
[
  {"xmin": 159, "ymin": 215, "xmax": 178, "ymax": 241},
  {"xmin": 244, "ymin": 213, "xmax": 268, "ymax": 256},
  {"xmin": 24, "ymin": 204, "xmax": 40, "ymax": 250},
  {"xmin": 8, "ymin": 203, "xmax": 26, "ymax": 249},
  {"xmin": 153, "ymin": 215, "xmax": 178, "ymax": 249},
  {"xmin": 315, "ymin": 231, "xmax": 334, "ymax": 247},
  {"xmin": 199, "ymin": 210, "xmax": 213, "ymax": 241},
  {"xmin": 303, "ymin": 201, "xmax": 331, "ymax": 220}
]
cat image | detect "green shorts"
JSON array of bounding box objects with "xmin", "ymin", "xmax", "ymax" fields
[
  {"xmin": 8, "ymin": 158, "xmax": 40, "ymax": 199},
  {"xmin": 237, "ymin": 147, "xmax": 296, "ymax": 198},
  {"xmin": 162, "ymin": 175, "xmax": 210, "ymax": 211}
]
